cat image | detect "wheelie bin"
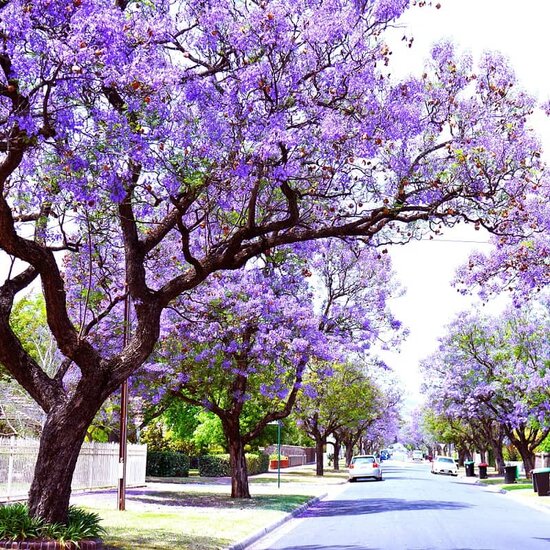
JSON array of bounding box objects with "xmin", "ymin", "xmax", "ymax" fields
[
  {"xmin": 478, "ymin": 463, "xmax": 488, "ymax": 479},
  {"xmin": 532, "ymin": 468, "xmax": 550, "ymax": 496},
  {"xmin": 504, "ymin": 465, "xmax": 517, "ymax": 484},
  {"xmin": 464, "ymin": 460, "xmax": 475, "ymax": 477}
]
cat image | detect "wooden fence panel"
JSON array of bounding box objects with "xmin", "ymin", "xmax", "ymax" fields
[{"xmin": 0, "ymin": 437, "xmax": 147, "ymax": 501}]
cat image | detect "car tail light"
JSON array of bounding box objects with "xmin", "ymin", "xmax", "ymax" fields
[
  {"xmin": 373, "ymin": 462, "xmax": 379, "ymax": 468},
  {"xmin": 349, "ymin": 464, "xmax": 354, "ymax": 469}
]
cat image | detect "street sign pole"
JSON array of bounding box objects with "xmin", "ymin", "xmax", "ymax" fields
[
  {"xmin": 117, "ymin": 378, "xmax": 128, "ymax": 511},
  {"xmin": 277, "ymin": 420, "xmax": 281, "ymax": 489}
]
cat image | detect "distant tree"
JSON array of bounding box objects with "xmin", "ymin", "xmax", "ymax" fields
[
  {"xmin": 338, "ymin": 382, "xmax": 401, "ymax": 466},
  {"xmin": 0, "ymin": 295, "xmax": 55, "ymax": 436},
  {"xmin": 296, "ymin": 362, "xmax": 378, "ymax": 476},
  {"xmin": 422, "ymin": 304, "xmax": 550, "ymax": 474}
]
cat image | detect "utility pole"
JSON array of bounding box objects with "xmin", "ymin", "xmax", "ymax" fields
[{"xmin": 117, "ymin": 292, "xmax": 130, "ymax": 511}]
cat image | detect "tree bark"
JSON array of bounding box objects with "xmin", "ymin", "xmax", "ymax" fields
[
  {"xmin": 504, "ymin": 423, "xmax": 543, "ymax": 478},
  {"xmin": 344, "ymin": 442, "xmax": 354, "ymax": 466},
  {"xmin": 490, "ymin": 441, "xmax": 506, "ymax": 475},
  {"xmin": 227, "ymin": 428, "xmax": 251, "ymax": 498},
  {"xmin": 28, "ymin": 399, "xmax": 101, "ymax": 523},
  {"xmin": 514, "ymin": 444, "xmax": 535, "ymax": 477},
  {"xmin": 333, "ymin": 440, "xmax": 341, "ymax": 471},
  {"xmin": 315, "ymin": 437, "xmax": 325, "ymax": 476}
]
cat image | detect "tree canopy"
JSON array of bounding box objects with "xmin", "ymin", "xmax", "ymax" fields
[
  {"xmin": 421, "ymin": 302, "xmax": 550, "ymax": 473},
  {"xmin": 0, "ymin": 0, "xmax": 547, "ymax": 522}
]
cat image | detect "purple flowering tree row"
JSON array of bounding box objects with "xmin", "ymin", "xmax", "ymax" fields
[
  {"xmin": 0, "ymin": 0, "xmax": 547, "ymax": 522},
  {"xmin": 135, "ymin": 239, "xmax": 403, "ymax": 497},
  {"xmin": 421, "ymin": 300, "xmax": 550, "ymax": 475}
]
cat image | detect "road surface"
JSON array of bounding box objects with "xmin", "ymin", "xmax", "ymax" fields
[{"xmin": 247, "ymin": 460, "xmax": 550, "ymax": 550}]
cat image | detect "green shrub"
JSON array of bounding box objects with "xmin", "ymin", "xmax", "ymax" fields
[
  {"xmin": 0, "ymin": 504, "xmax": 105, "ymax": 543},
  {"xmin": 146, "ymin": 450, "xmax": 190, "ymax": 477},
  {"xmin": 247, "ymin": 452, "xmax": 270, "ymax": 475},
  {"xmin": 503, "ymin": 445, "xmax": 520, "ymax": 462},
  {"xmin": 198, "ymin": 454, "xmax": 231, "ymax": 476},
  {"xmin": 0, "ymin": 503, "xmax": 42, "ymax": 540},
  {"xmin": 198, "ymin": 452, "xmax": 269, "ymax": 476},
  {"xmin": 536, "ymin": 433, "xmax": 550, "ymax": 453},
  {"xmin": 269, "ymin": 453, "xmax": 288, "ymax": 460}
]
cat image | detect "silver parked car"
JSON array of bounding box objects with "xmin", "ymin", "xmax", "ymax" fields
[
  {"xmin": 348, "ymin": 455, "xmax": 383, "ymax": 482},
  {"xmin": 431, "ymin": 456, "xmax": 458, "ymax": 476}
]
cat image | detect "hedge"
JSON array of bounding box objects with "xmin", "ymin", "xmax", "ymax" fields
[
  {"xmin": 146, "ymin": 451, "xmax": 190, "ymax": 477},
  {"xmin": 248, "ymin": 452, "xmax": 270, "ymax": 475},
  {"xmin": 198, "ymin": 452, "xmax": 269, "ymax": 477}
]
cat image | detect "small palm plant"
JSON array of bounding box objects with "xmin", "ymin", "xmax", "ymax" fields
[{"xmin": 0, "ymin": 503, "xmax": 105, "ymax": 546}]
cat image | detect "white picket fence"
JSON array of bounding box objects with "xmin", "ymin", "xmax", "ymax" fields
[{"xmin": 0, "ymin": 437, "xmax": 147, "ymax": 501}]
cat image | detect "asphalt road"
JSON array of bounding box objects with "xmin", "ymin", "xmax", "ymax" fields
[{"xmin": 247, "ymin": 460, "xmax": 550, "ymax": 550}]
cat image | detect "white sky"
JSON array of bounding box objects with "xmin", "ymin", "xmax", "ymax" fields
[{"xmin": 381, "ymin": 0, "xmax": 550, "ymax": 409}]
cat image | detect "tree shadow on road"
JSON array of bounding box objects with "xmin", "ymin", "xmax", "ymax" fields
[
  {"xmin": 298, "ymin": 497, "xmax": 471, "ymax": 517},
  {"xmin": 270, "ymin": 546, "xmax": 378, "ymax": 550},
  {"xmin": 279, "ymin": 539, "xmax": 498, "ymax": 550}
]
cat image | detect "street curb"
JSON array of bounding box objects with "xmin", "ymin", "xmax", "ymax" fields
[
  {"xmin": 475, "ymin": 479, "xmax": 550, "ymax": 514},
  {"xmin": 498, "ymin": 487, "xmax": 550, "ymax": 515},
  {"xmin": 224, "ymin": 492, "xmax": 328, "ymax": 550}
]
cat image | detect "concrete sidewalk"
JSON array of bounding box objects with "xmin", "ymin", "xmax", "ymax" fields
[
  {"xmin": 455, "ymin": 472, "xmax": 550, "ymax": 515},
  {"xmin": 70, "ymin": 463, "xmax": 341, "ymax": 513}
]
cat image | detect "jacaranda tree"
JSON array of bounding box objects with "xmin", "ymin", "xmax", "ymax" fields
[
  {"xmin": 422, "ymin": 303, "xmax": 550, "ymax": 474},
  {"xmin": 0, "ymin": 0, "xmax": 546, "ymax": 522},
  {"xmin": 139, "ymin": 262, "xmax": 334, "ymax": 498}
]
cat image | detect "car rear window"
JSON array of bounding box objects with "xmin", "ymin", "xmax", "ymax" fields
[
  {"xmin": 438, "ymin": 458, "xmax": 454, "ymax": 463},
  {"xmin": 353, "ymin": 457, "xmax": 374, "ymax": 465}
]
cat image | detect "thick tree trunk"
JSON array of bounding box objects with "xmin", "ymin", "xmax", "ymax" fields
[
  {"xmin": 491, "ymin": 442, "xmax": 506, "ymax": 475},
  {"xmin": 227, "ymin": 431, "xmax": 250, "ymax": 498},
  {"xmin": 315, "ymin": 438, "xmax": 325, "ymax": 476},
  {"xmin": 28, "ymin": 400, "xmax": 100, "ymax": 523},
  {"xmin": 345, "ymin": 445, "xmax": 354, "ymax": 467},
  {"xmin": 505, "ymin": 425, "xmax": 537, "ymax": 478},
  {"xmin": 333, "ymin": 440, "xmax": 341, "ymax": 471},
  {"xmin": 515, "ymin": 444, "xmax": 535, "ymax": 477}
]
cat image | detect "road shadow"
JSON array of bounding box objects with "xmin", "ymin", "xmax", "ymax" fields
[
  {"xmin": 270, "ymin": 548, "xmax": 496, "ymax": 550},
  {"xmin": 298, "ymin": 497, "xmax": 471, "ymax": 518},
  {"xmin": 110, "ymin": 489, "xmax": 310, "ymax": 511},
  {"xmin": 272, "ymin": 546, "xmax": 379, "ymax": 550}
]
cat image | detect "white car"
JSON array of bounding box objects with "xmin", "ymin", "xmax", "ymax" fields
[
  {"xmin": 431, "ymin": 456, "xmax": 458, "ymax": 476},
  {"xmin": 412, "ymin": 450, "xmax": 423, "ymax": 461},
  {"xmin": 348, "ymin": 455, "xmax": 383, "ymax": 482}
]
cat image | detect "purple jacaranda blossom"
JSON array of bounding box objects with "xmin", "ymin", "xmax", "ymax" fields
[
  {"xmin": 421, "ymin": 302, "xmax": 550, "ymax": 475},
  {"xmin": 1, "ymin": 0, "xmax": 547, "ymax": 522}
]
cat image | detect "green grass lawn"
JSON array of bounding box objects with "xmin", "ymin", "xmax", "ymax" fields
[
  {"xmin": 90, "ymin": 495, "xmax": 310, "ymax": 550},
  {"xmin": 480, "ymin": 477, "xmax": 532, "ymax": 491},
  {"xmin": 74, "ymin": 467, "xmax": 345, "ymax": 550},
  {"xmin": 502, "ymin": 483, "xmax": 533, "ymax": 491}
]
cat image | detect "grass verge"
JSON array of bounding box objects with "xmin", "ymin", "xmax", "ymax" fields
[
  {"xmin": 88, "ymin": 497, "xmax": 309, "ymax": 550},
  {"xmin": 73, "ymin": 466, "xmax": 345, "ymax": 550},
  {"xmin": 480, "ymin": 477, "xmax": 531, "ymax": 491}
]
